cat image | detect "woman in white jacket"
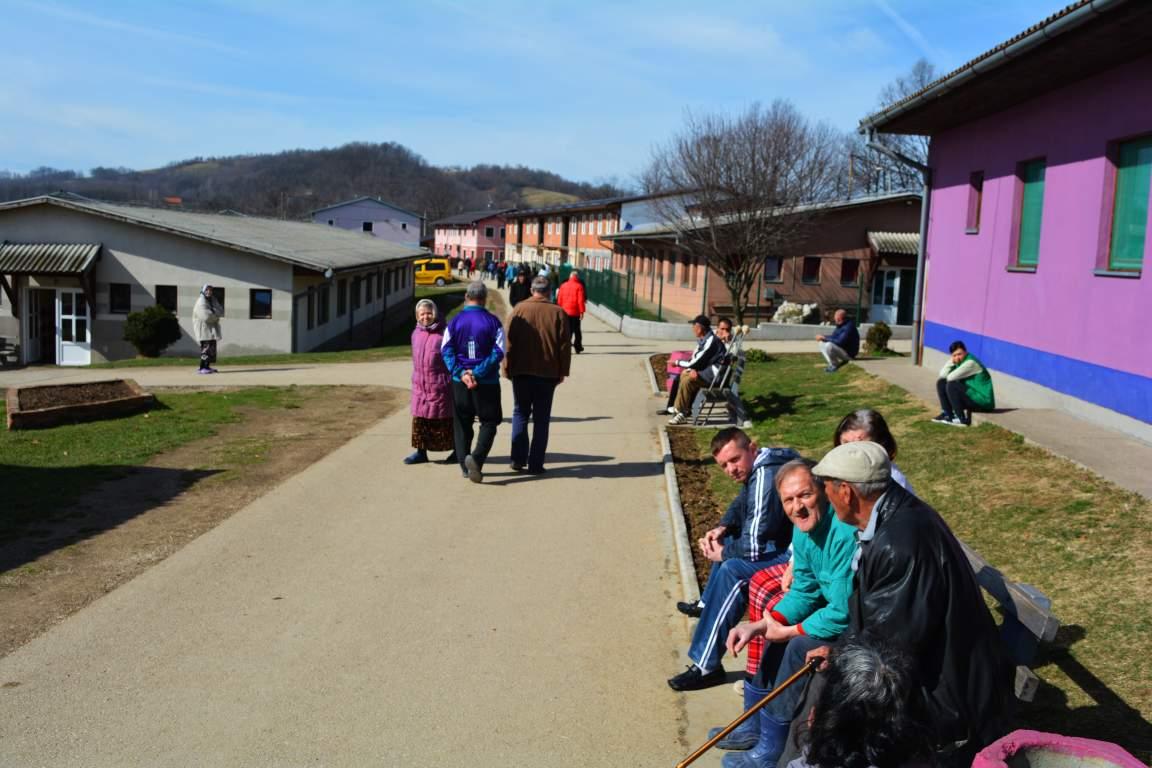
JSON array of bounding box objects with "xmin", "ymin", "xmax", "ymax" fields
[{"xmin": 192, "ymin": 284, "xmax": 223, "ymax": 374}]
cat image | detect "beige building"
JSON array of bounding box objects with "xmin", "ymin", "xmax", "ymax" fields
[{"xmin": 0, "ymin": 195, "xmax": 427, "ymax": 365}]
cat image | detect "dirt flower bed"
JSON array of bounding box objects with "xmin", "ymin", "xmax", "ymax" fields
[
  {"xmin": 667, "ymin": 427, "xmax": 728, "ymax": 587},
  {"xmin": 17, "ymin": 381, "xmax": 135, "ymax": 410}
]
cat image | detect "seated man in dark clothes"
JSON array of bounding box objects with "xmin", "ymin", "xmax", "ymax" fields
[{"xmin": 814, "ymin": 309, "xmax": 859, "ymax": 373}]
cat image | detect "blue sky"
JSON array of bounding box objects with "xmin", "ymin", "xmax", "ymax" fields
[{"xmin": 0, "ymin": 0, "xmax": 1062, "ymax": 183}]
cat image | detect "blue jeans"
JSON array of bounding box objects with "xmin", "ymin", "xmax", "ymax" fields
[
  {"xmin": 688, "ymin": 551, "xmax": 790, "ymax": 674},
  {"xmin": 510, "ymin": 375, "xmax": 559, "ymax": 471},
  {"xmin": 753, "ymin": 634, "xmax": 831, "ymax": 719}
]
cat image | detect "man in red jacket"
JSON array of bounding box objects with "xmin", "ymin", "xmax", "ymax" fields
[{"xmin": 556, "ymin": 270, "xmax": 587, "ymax": 354}]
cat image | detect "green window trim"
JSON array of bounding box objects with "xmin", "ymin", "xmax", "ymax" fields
[
  {"xmin": 1109, "ymin": 136, "xmax": 1152, "ymax": 271},
  {"xmin": 1016, "ymin": 159, "xmax": 1046, "ymax": 267}
]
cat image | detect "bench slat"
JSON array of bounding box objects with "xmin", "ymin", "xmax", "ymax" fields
[{"xmin": 959, "ymin": 540, "xmax": 1060, "ymax": 643}]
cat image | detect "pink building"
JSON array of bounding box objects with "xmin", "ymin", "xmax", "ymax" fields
[{"xmin": 432, "ymin": 210, "xmax": 511, "ymax": 267}]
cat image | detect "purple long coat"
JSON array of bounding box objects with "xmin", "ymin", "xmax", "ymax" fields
[{"xmin": 411, "ymin": 322, "xmax": 453, "ymax": 419}]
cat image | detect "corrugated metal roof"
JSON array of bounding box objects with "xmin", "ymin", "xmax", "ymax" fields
[
  {"xmin": 0, "ymin": 196, "xmax": 428, "ymax": 273},
  {"xmin": 0, "ymin": 241, "xmax": 100, "ymax": 274},
  {"xmin": 868, "ymin": 231, "xmax": 920, "ymax": 255},
  {"xmin": 859, "ymin": 0, "xmax": 1143, "ymax": 134},
  {"xmin": 309, "ymin": 196, "xmax": 424, "ymax": 220},
  {"xmin": 431, "ymin": 209, "xmax": 514, "ymax": 226}
]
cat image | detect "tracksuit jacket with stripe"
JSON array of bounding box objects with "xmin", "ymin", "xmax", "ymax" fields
[{"xmin": 719, "ymin": 446, "xmax": 799, "ymax": 562}]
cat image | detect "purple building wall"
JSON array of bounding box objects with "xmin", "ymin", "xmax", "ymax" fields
[{"xmin": 924, "ymin": 53, "xmax": 1152, "ymax": 423}]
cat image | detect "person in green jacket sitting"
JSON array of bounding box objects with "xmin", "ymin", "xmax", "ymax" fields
[{"xmin": 933, "ymin": 340, "xmax": 995, "ymax": 427}]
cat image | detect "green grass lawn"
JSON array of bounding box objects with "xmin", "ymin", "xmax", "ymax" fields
[
  {"xmin": 695, "ymin": 353, "xmax": 1151, "ymax": 757},
  {"xmin": 90, "ymin": 289, "xmax": 470, "ymax": 369},
  {"xmin": 1, "ymin": 388, "xmax": 302, "ymax": 534}
]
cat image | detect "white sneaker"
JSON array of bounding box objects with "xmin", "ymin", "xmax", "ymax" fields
[{"xmin": 668, "ymin": 412, "xmax": 687, "ymax": 425}]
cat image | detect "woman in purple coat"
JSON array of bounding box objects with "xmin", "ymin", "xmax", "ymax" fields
[{"xmin": 404, "ymin": 299, "xmax": 456, "ymax": 464}]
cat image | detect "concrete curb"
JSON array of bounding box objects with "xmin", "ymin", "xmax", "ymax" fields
[
  {"xmin": 644, "ymin": 350, "xmax": 662, "ymax": 396},
  {"xmin": 660, "ymin": 426, "xmax": 702, "ymax": 605}
]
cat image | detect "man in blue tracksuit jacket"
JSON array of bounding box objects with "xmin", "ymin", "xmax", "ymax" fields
[
  {"xmin": 668, "ymin": 427, "xmax": 798, "ymax": 691},
  {"xmin": 441, "ymin": 281, "xmax": 505, "ymax": 483}
]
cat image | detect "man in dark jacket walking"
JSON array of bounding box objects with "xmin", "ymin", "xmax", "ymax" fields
[
  {"xmin": 508, "ymin": 269, "xmax": 531, "ymax": 307},
  {"xmin": 811, "ymin": 441, "xmax": 1013, "ymax": 766},
  {"xmin": 503, "ymin": 276, "xmax": 571, "ymax": 475},
  {"xmin": 441, "ymin": 281, "xmax": 505, "ymax": 484}
]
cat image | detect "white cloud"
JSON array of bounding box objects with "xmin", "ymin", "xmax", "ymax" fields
[
  {"xmin": 871, "ymin": 0, "xmax": 939, "ymax": 60},
  {"xmin": 12, "ymin": 0, "xmax": 249, "ymax": 56}
]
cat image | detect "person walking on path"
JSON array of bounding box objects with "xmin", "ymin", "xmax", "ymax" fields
[
  {"xmin": 504, "ymin": 276, "xmax": 571, "ymax": 475},
  {"xmin": 933, "ymin": 340, "xmax": 995, "ymax": 427},
  {"xmin": 556, "ymin": 270, "xmax": 586, "ymax": 354},
  {"xmin": 496, "ymin": 259, "xmax": 507, "ymax": 290},
  {"xmin": 404, "ymin": 299, "xmax": 456, "ymax": 466},
  {"xmin": 815, "ymin": 309, "xmax": 859, "ymax": 373},
  {"xmin": 508, "ymin": 268, "xmax": 531, "ymax": 307},
  {"xmin": 441, "ymin": 281, "xmax": 505, "ymax": 484},
  {"xmin": 192, "ymin": 284, "xmax": 223, "ymax": 374}
]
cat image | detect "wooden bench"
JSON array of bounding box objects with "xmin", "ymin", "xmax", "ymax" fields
[{"xmin": 960, "ymin": 540, "xmax": 1060, "ymax": 701}]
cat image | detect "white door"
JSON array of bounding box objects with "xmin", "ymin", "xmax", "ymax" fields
[
  {"xmin": 870, "ymin": 270, "xmax": 899, "ymax": 325},
  {"xmin": 57, "ymin": 289, "xmax": 91, "ymax": 366}
]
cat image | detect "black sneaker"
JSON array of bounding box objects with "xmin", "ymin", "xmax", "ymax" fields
[
  {"xmin": 931, "ymin": 412, "xmax": 954, "ymax": 424},
  {"xmin": 667, "ymin": 664, "xmax": 726, "ymax": 692},
  {"xmin": 676, "ymin": 601, "xmax": 703, "ymax": 618},
  {"xmin": 511, "ymin": 462, "xmax": 526, "ymax": 471},
  {"xmin": 525, "ymin": 466, "xmax": 547, "ymax": 475}
]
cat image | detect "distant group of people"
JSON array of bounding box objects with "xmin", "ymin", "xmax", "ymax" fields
[
  {"xmin": 404, "ymin": 277, "xmax": 574, "ymax": 481},
  {"xmin": 670, "ymin": 408, "xmax": 1011, "ymax": 768}
]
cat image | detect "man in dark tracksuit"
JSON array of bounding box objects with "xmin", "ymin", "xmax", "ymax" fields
[
  {"xmin": 441, "ymin": 281, "xmax": 505, "ymax": 484},
  {"xmin": 667, "ymin": 428, "xmax": 798, "ymax": 691}
]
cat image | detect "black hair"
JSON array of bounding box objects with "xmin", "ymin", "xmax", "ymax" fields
[
  {"xmin": 948, "ymin": 340, "xmax": 968, "ymax": 354},
  {"xmin": 716, "ymin": 316, "xmax": 733, "ymax": 329},
  {"xmin": 799, "ymin": 633, "xmax": 934, "ymax": 768},
  {"xmin": 833, "ymin": 409, "xmax": 898, "ymax": 461}
]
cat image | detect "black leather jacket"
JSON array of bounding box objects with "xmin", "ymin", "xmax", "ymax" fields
[{"xmin": 850, "ymin": 482, "xmax": 1014, "ymax": 754}]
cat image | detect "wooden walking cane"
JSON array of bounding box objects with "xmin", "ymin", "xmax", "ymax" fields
[{"xmin": 675, "ymin": 657, "xmax": 822, "ymax": 768}]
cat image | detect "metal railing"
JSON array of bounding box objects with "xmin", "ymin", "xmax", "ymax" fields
[{"xmin": 558, "ymin": 265, "xmax": 635, "ymax": 317}]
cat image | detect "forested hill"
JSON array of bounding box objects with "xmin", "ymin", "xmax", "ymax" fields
[{"xmin": 0, "ymin": 142, "xmax": 627, "ymax": 222}]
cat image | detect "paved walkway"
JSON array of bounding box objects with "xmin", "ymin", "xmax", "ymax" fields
[{"xmin": 0, "ymin": 315, "xmax": 733, "ymax": 767}]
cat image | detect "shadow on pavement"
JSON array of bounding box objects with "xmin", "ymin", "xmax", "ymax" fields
[
  {"xmin": 486, "ymin": 460, "xmax": 661, "ymax": 485},
  {"xmin": 549, "ymin": 416, "xmax": 611, "ymax": 423}
]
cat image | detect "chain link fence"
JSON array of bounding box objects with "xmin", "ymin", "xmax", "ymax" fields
[{"xmin": 557, "ymin": 265, "xmax": 635, "ymax": 317}]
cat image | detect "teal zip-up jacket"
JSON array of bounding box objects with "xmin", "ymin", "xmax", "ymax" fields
[{"xmin": 771, "ymin": 506, "xmax": 856, "ymax": 640}]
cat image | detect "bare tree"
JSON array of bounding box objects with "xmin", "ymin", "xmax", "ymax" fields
[
  {"xmin": 642, "ymin": 100, "xmax": 845, "ymax": 324},
  {"xmin": 851, "ymin": 59, "xmax": 936, "ymax": 194}
]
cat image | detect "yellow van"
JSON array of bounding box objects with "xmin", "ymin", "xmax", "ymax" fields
[{"xmin": 414, "ymin": 258, "xmax": 452, "ymax": 287}]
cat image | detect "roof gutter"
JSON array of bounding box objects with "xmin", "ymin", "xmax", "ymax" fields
[{"xmin": 859, "ymin": 0, "xmax": 1127, "ymax": 133}]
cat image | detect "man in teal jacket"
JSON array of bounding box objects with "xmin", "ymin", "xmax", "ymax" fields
[{"xmin": 720, "ymin": 459, "xmax": 857, "ymax": 768}]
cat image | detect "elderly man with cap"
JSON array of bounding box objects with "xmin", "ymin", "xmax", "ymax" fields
[
  {"xmin": 809, "ymin": 440, "xmax": 1013, "ymax": 766},
  {"xmin": 668, "ymin": 314, "xmax": 726, "ymax": 425}
]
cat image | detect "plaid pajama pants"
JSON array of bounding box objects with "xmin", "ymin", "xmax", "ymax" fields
[{"xmin": 745, "ymin": 560, "xmax": 789, "ymax": 678}]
